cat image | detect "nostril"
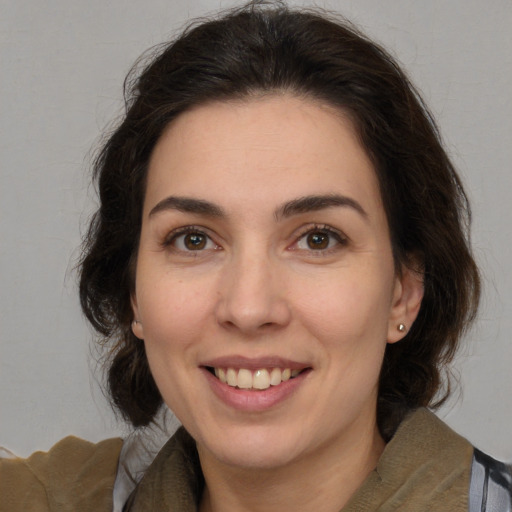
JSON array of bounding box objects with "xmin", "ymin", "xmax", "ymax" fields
[{"xmin": 215, "ymin": 290, "xmax": 292, "ymax": 333}]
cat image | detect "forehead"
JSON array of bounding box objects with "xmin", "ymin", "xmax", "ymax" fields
[{"xmin": 144, "ymin": 95, "xmax": 382, "ymax": 219}]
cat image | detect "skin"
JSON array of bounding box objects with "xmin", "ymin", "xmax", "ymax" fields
[{"xmin": 131, "ymin": 94, "xmax": 423, "ymax": 512}]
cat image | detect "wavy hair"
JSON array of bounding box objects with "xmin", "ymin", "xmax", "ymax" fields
[{"xmin": 79, "ymin": 1, "xmax": 480, "ymax": 438}]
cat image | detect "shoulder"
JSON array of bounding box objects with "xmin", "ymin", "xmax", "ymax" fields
[
  {"xmin": 470, "ymin": 448, "xmax": 512, "ymax": 512},
  {"xmin": 402, "ymin": 409, "xmax": 512, "ymax": 511},
  {"xmin": 0, "ymin": 436, "xmax": 123, "ymax": 512}
]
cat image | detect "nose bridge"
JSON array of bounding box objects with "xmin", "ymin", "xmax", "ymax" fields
[{"xmin": 215, "ymin": 241, "xmax": 290, "ymax": 333}]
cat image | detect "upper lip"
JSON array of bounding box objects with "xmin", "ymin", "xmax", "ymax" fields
[{"xmin": 200, "ymin": 355, "xmax": 310, "ymax": 370}]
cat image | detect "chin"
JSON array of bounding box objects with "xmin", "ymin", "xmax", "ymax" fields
[
  {"xmin": 195, "ymin": 422, "xmax": 309, "ymax": 470},
  {"xmin": 212, "ymin": 442, "xmax": 302, "ymax": 470}
]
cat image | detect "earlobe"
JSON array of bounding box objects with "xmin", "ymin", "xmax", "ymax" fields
[
  {"xmin": 131, "ymin": 296, "xmax": 144, "ymax": 339},
  {"xmin": 132, "ymin": 319, "xmax": 144, "ymax": 339},
  {"xmin": 387, "ymin": 264, "xmax": 424, "ymax": 344}
]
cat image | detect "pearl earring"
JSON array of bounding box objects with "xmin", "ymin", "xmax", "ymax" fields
[{"xmin": 397, "ymin": 323, "xmax": 407, "ymax": 333}]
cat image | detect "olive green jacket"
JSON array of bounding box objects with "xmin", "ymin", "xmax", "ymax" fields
[
  {"xmin": 0, "ymin": 409, "xmax": 486, "ymax": 511},
  {"xmin": 0, "ymin": 436, "xmax": 122, "ymax": 511}
]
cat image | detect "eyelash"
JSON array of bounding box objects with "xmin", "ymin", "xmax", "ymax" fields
[
  {"xmin": 162, "ymin": 226, "xmax": 219, "ymax": 254},
  {"xmin": 292, "ymin": 224, "xmax": 348, "ymax": 254},
  {"xmin": 162, "ymin": 223, "xmax": 348, "ymax": 255}
]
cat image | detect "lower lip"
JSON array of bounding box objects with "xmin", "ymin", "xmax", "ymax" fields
[{"xmin": 202, "ymin": 368, "xmax": 309, "ymax": 412}]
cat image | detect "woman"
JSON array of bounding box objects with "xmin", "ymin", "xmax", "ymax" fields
[{"xmin": 1, "ymin": 2, "xmax": 510, "ymax": 511}]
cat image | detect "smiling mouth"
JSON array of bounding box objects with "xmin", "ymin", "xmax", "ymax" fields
[{"xmin": 207, "ymin": 367, "xmax": 306, "ymax": 391}]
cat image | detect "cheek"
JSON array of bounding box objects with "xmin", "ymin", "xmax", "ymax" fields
[
  {"xmin": 292, "ymin": 269, "xmax": 394, "ymax": 345},
  {"xmin": 137, "ymin": 272, "xmax": 217, "ymax": 353},
  {"xmin": 137, "ymin": 276, "xmax": 218, "ymax": 409}
]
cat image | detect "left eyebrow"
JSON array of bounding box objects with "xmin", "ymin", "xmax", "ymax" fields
[
  {"xmin": 148, "ymin": 196, "xmax": 226, "ymax": 218},
  {"xmin": 275, "ymin": 194, "xmax": 368, "ymax": 221}
]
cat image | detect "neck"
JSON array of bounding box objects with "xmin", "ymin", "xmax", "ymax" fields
[{"xmin": 198, "ymin": 421, "xmax": 385, "ymax": 512}]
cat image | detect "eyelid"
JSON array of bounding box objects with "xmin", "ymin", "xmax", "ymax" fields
[
  {"xmin": 162, "ymin": 225, "xmax": 220, "ymax": 252},
  {"xmin": 289, "ymin": 223, "xmax": 348, "ymax": 252}
]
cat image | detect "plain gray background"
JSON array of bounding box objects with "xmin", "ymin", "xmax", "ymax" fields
[{"xmin": 1, "ymin": 0, "xmax": 511, "ymax": 459}]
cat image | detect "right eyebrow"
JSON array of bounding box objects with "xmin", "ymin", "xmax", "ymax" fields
[
  {"xmin": 148, "ymin": 196, "xmax": 226, "ymax": 218},
  {"xmin": 275, "ymin": 194, "xmax": 368, "ymax": 221}
]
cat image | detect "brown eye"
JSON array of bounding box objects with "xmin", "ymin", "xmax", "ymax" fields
[
  {"xmin": 169, "ymin": 229, "xmax": 217, "ymax": 252},
  {"xmin": 295, "ymin": 226, "xmax": 346, "ymax": 253},
  {"xmin": 307, "ymin": 232, "xmax": 329, "ymax": 250},
  {"xmin": 184, "ymin": 233, "xmax": 207, "ymax": 250}
]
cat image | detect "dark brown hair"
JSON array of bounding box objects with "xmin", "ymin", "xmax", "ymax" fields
[{"xmin": 79, "ymin": 1, "xmax": 480, "ymax": 438}]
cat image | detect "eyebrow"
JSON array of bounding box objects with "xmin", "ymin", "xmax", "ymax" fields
[
  {"xmin": 275, "ymin": 194, "xmax": 368, "ymax": 220},
  {"xmin": 149, "ymin": 196, "xmax": 225, "ymax": 218},
  {"xmin": 148, "ymin": 193, "xmax": 367, "ymax": 220}
]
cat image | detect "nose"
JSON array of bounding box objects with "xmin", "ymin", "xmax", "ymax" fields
[{"xmin": 214, "ymin": 249, "xmax": 292, "ymax": 335}]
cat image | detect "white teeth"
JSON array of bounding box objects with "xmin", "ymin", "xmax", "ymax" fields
[
  {"xmin": 237, "ymin": 369, "xmax": 253, "ymax": 389},
  {"xmin": 253, "ymin": 369, "xmax": 270, "ymax": 390},
  {"xmin": 217, "ymin": 368, "xmax": 226, "ymax": 383},
  {"xmin": 213, "ymin": 367, "xmax": 302, "ymax": 390},
  {"xmin": 226, "ymin": 368, "xmax": 237, "ymax": 387},
  {"xmin": 269, "ymin": 368, "xmax": 282, "ymax": 386}
]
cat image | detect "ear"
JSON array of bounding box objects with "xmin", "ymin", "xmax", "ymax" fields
[
  {"xmin": 387, "ymin": 263, "xmax": 424, "ymax": 344},
  {"xmin": 131, "ymin": 294, "xmax": 145, "ymax": 340}
]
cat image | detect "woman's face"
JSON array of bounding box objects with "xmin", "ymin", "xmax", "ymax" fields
[{"xmin": 132, "ymin": 95, "xmax": 422, "ymax": 470}]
